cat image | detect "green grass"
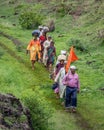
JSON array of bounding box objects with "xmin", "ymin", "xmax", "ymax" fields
[
  {"xmin": 0, "ymin": 45, "xmax": 83, "ymax": 130},
  {"xmin": 0, "ymin": 0, "xmax": 104, "ymax": 130}
]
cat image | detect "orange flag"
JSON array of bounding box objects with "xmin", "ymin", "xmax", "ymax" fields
[{"xmin": 66, "ymin": 46, "xmax": 78, "ymax": 73}]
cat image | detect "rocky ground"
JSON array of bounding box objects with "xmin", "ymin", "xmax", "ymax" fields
[{"xmin": 0, "ymin": 93, "xmax": 33, "ymax": 130}]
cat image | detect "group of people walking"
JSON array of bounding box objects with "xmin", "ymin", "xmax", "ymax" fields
[
  {"xmin": 26, "ymin": 25, "xmax": 56, "ymax": 71},
  {"xmin": 53, "ymin": 63, "xmax": 80, "ymax": 113},
  {"xmin": 26, "ymin": 25, "xmax": 80, "ymax": 113}
]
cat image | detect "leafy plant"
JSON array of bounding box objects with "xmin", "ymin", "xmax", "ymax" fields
[
  {"xmin": 8, "ymin": 0, "xmax": 17, "ymax": 4},
  {"xmin": 22, "ymin": 88, "xmax": 53, "ymax": 130},
  {"xmin": 4, "ymin": 116, "xmax": 15, "ymax": 127},
  {"xmin": 67, "ymin": 38, "xmax": 89, "ymax": 53},
  {"xmin": 19, "ymin": 115, "xmax": 27, "ymax": 123},
  {"xmin": 19, "ymin": 5, "xmax": 44, "ymax": 29}
]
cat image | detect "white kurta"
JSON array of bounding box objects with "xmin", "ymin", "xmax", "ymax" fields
[
  {"xmin": 54, "ymin": 67, "xmax": 66, "ymax": 98},
  {"xmin": 43, "ymin": 40, "xmax": 51, "ymax": 65}
]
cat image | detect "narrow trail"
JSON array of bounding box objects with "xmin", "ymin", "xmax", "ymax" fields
[
  {"xmin": 0, "ymin": 31, "xmax": 23, "ymax": 46},
  {"xmin": 74, "ymin": 112, "xmax": 93, "ymax": 130},
  {"xmin": 0, "ymin": 41, "xmax": 29, "ymax": 66},
  {"xmin": 0, "ymin": 32, "xmax": 94, "ymax": 130}
]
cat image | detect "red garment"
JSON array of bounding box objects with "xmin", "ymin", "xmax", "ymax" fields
[
  {"xmin": 39, "ymin": 35, "xmax": 46, "ymax": 44},
  {"xmin": 39, "ymin": 35, "xmax": 47, "ymax": 58}
]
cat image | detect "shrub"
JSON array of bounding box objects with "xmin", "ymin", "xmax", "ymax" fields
[
  {"xmin": 19, "ymin": 11, "xmax": 43, "ymax": 29},
  {"xmin": 55, "ymin": 2, "xmax": 78, "ymax": 17},
  {"xmin": 14, "ymin": 4, "xmax": 27, "ymax": 15},
  {"xmin": 19, "ymin": 5, "xmax": 44, "ymax": 29},
  {"xmin": 21, "ymin": 88, "xmax": 53, "ymax": 130},
  {"xmin": 8, "ymin": 0, "xmax": 16, "ymax": 4},
  {"xmin": 67, "ymin": 38, "xmax": 89, "ymax": 53}
]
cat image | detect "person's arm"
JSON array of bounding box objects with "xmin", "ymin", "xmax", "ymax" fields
[
  {"xmin": 54, "ymin": 47, "xmax": 57, "ymax": 60},
  {"xmin": 54, "ymin": 69, "xmax": 61, "ymax": 83},
  {"xmin": 62, "ymin": 73, "xmax": 69, "ymax": 85},
  {"xmin": 38, "ymin": 41, "xmax": 41, "ymax": 51},
  {"xmin": 26, "ymin": 41, "xmax": 32, "ymax": 54},
  {"xmin": 26, "ymin": 50, "xmax": 29, "ymax": 54},
  {"xmin": 43, "ymin": 41, "xmax": 46, "ymax": 48}
]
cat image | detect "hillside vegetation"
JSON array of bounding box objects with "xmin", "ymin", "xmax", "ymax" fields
[{"xmin": 0, "ymin": 0, "xmax": 104, "ymax": 130}]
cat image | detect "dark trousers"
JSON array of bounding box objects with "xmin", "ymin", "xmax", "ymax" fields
[{"xmin": 65, "ymin": 86, "xmax": 77, "ymax": 108}]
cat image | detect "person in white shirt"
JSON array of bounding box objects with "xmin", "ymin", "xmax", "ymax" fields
[{"xmin": 43, "ymin": 36, "xmax": 52, "ymax": 66}]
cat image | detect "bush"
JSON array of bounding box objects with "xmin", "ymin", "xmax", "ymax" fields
[
  {"xmin": 14, "ymin": 4, "xmax": 27, "ymax": 15},
  {"xmin": 19, "ymin": 4, "xmax": 45, "ymax": 29},
  {"xmin": 21, "ymin": 88, "xmax": 53, "ymax": 130},
  {"xmin": 67, "ymin": 38, "xmax": 89, "ymax": 53},
  {"xmin": 9, "ymin": 0, "xmax": 17, "ymax": 4},
  {"xmin": 19, "ymin": 5, "xmax": 44, "ymax": 29}
]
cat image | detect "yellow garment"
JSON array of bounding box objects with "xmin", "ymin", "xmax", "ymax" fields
[{"xmin": 27, "ymin": 39, "xmax": 41, "ymax": 61}]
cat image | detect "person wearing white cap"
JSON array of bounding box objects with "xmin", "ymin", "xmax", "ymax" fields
[{"xmin": 62, "ymin": 65, "xmax": 80, "ymax": 112}]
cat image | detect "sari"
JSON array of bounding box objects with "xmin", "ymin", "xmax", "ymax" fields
[{"xmin": 47, "ymin": 46, "xmax": 56, "ymax": 66}]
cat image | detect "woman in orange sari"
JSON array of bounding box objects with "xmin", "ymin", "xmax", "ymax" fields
[{"xmin": 26, "ymin": 32, "xmax": 41, "ymax": 70}]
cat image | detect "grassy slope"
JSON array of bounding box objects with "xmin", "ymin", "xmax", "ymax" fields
[
  {"xmin": 0, "ymin": 39, "xmax": 82, "ymax": 130},
  {"xmin": 0, "ymin": 0, "xmax": 104, "ymax": 130}
]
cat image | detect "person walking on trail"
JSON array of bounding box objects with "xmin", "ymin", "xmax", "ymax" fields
[
  {"xmin": 39, "ymin": 31, "xmax": 47, "ymax": 60},
  {"xmin": 47, "ymin": 41, "xmax": 56, "ymax": 73},
  {"xmin": 26, "ymin": 32, "xmax": 41, "ymax": 70},
  {"xmin": 55, "ymin": 57, "xmax": 66, "ymax": 76},
  {"xmin": 54, "ymin": 61, "xmax": 66, "ymax": 99},
  {"xmin": 56, "ymin": 50, "xmax": 67, "ymax": 65},
  {"xmin": 52, "ymin": 50, "xmax": 67, "ymax": 79},
  {"xmin": 43, "ymin": 35, "xmax": 52, "ymax": 66},
  {"xmin": 62, "ymin": 65, "xmax": 80, "ymax": 112}
]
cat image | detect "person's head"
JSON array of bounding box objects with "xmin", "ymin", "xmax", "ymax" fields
[
  {"xmin": 42, "ymin": 31, "xmax": 47, "ymax": 36},
  {"xmin": 50, "ymin": 41, "xmax": 54, "ymax": 46},
  {"xmin": 33, "ymin": 33, "xmax": 39, "ymax": 39},
  {"xmin": 70, "ymin": 65, "xmax": 76, "ymax": 74},
  {"xmin": 47, "ymin": 35, "xmax": 52, "ymax": 41},
  {"xmin": 38, "ymin": 25, "xmax": 43, "ymax": 31},
  {"xmin": 60, "ymin": 59, "xmax": 65, "ymax": 64},
  {"xmin": 32, "ymin": 30, "xmax": 39, "ymax": 38}
]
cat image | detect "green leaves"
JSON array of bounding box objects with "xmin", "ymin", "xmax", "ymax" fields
[
  {"xmin": 19, "ymin": 5, "xmax": 44, "ymax": 29},
  {"xmin": 22, "ymin": 88, "xmax": 53, "ymax": 130}
]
